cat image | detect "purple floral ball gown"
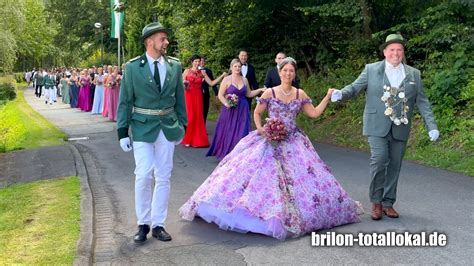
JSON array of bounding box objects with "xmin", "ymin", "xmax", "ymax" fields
[{"xmin": 179, "ymin": 89, "xmax": 362, "ymax": 240}]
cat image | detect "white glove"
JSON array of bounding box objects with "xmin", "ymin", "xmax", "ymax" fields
[
  {"xmin": 428, "ymin": 129, "xmax": 440, "ymax": 142},
  {"xmin": 331, "ymin": 90, "xmax": 342, "ymax": 102},
  {"xmin": 119, "ymin": 137, "xmax": 133, "ymax": 152}
]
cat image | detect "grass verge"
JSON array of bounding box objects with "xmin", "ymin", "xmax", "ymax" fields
[
  {"xmin": 0, "ymin": 176, "xmax": 80, "ymax": 264},
  {"xmin": 0, "ymin": 87, "xmax": 65, "ymax": 152}
]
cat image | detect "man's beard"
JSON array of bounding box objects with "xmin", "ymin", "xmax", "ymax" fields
[{"xmin": 153, "ymin": 43, "xmax": 167, "ymax": 55}]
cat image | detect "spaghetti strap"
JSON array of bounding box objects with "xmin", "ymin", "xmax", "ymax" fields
[
  {"xmin": 296, "ymin": 88, "xmax": 299, "ymax": 99},
  {"xmin": 271, "ymin": 88, "xmax": 276, "ymax": 98}
]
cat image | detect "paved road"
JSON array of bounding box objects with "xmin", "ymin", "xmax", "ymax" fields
[{"xmin": 24, "ymin": 87, "xmax": 474, "ymax": 264}]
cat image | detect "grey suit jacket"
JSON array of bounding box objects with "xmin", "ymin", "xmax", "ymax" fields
[{"xmin": 340, "ymin": 60, "xmax": 438, "ymax": 141}]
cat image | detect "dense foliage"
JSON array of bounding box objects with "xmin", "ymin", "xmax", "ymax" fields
[{"xmin": 0, "ymin": 81, "xmax": 16, "ymax": 106}]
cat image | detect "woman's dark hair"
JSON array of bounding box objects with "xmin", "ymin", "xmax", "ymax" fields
[
  {"xmin": 189, "ymin": 54, "xmax": 201, "ymax": 64},
  {"xmin": 278, "ymin": 57, "xmax": 297, "ymax": 71}
]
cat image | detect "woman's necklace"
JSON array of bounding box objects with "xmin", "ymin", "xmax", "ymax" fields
[{"xmin": 281, "ymin": 87, "xmax": 292, "ymax": 96}]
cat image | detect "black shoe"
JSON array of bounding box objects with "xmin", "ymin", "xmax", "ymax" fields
[
  {"xmin": 152, "ymin": 226, "xmax": 172, "ymax": 241},
  {"xmin": 134, "ymin": 224, "xmax": 150, "ymax": 243}
]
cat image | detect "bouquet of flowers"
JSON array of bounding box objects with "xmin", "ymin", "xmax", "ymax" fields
[
  {"xmin": 263, "ymin": 117, "xmax": 288, "ymax": 143},
  {"xmin": 108, "ymin": 77, "xmax": 116, "ymax": 88},
  {"xmin": 225, "ymin": 93, "xmax": 239, "ymax": 108}
]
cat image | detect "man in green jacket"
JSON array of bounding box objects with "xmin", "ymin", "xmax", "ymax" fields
[
  {"xmin": 331, "ymin": 33, "xmax": 439, "ymax": 220},
  {"xmin": 43, "ymin": 69, "xmax": 56, "ymax": 105},
  {"xmin": 116, "ymin": 22, "xmax": 187, "ymax": 243},
  {"xmin": 34, "ymin": 69, "xmax": 44, "ymax": 98}
]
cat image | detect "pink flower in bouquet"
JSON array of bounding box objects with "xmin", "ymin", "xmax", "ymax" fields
[
  {"xmin": 225, "ymin": 93, "xmax": 239, "ymax": 108},
  {"xmin": 264, "ymin": 117, "xmax": 288, "ymax": 143}
]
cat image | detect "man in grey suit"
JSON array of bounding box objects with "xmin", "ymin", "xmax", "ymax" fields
[{"xmin": 331, "ymin": 33, "xmax": 440, "ymax": 220}]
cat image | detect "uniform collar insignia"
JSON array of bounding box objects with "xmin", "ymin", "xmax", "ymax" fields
[{"xmin": 139, "ymin": 54, "xmax": 148, "ymax": 67}]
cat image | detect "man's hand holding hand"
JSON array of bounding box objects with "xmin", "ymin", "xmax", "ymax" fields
[{"xmin": 331, "ymin": 89, "xmax": 342, "ymax": 102}]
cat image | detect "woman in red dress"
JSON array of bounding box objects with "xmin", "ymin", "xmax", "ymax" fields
[{"xmin": 181, "ymin": 54, "xmax": 226, "ymax": 147}]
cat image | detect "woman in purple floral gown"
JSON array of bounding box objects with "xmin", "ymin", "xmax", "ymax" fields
[{"xmin": 179, "ymin": 57, "xmax": 362, "ymax": 240}]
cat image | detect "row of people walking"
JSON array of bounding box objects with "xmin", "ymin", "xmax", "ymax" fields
[
  {"xmin": 65, "ymin": 66, "xmax": 121, "ymax": 121},
  {"xmin": 29, "ymin": 65, "xmax": 122, "ymax": 121}
]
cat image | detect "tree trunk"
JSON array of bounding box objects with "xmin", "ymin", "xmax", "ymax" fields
[
  {"xmin": 359, "ymin": 0, "xmax": 372, "ymax": 38},
  {"xmin": 299, "ymin": 48, "xmax": 313, "ymax": 75}
]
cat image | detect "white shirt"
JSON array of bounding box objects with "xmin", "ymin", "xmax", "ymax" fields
[
  {"xmin": 385, "ymin": 61, "xmax": 405, "ymax": 88},
  {"xmin": 146, "ymin": 53, "xmax": 166, "ymax": 88},
  {"xmin": 241, "ymin": 63, "xmax": 248, "ymax": 77}
]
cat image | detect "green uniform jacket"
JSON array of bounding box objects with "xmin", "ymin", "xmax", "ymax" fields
[
  {"xmin": 340, "ymin": 60, "xmax": 438, "ymax": 141},
  {"xmin": 116, "ymin": 54, "xmax": 187, "ymax": 143},
  {"xmin": 43, "ymin": 75, "xmax": 55, "ymax": 88},
  {"xmin": 34, "ymin": 73, "xmax": 44, "ymax": 86}
]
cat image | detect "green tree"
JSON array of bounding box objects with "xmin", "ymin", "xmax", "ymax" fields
[
  {"xmin": 16, "ymin": 0, "xmax": 58, "ymax": 70},
  {"xmin": 0, "ymin": 0, "xmax": 24, "ymax": 72}
]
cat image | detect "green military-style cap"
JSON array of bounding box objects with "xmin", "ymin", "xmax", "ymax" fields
[
  {"xmin": 380, "ymin": 33, "xmax": 406, "ymax": 51},
  {"xmin": 141, "ymin": 22, "xmax": 169, "ymax": 40}
]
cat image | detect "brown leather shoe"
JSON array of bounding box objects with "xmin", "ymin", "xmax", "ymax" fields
[
  {"xmin": 382, "ymin": 207, "xmax": 399, "ymax": 218},
  {"xmin": 371, "ymin": 203, "xmax": 382, "ymax": 220}
]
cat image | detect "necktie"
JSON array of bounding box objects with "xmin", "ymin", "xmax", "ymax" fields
[{"xmin": 154, "ymin": 61, "xmax": 161, "ymax": 92}]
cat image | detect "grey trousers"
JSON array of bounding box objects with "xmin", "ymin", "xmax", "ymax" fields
[{"xmin": 368, "ymin": 131, "xmax": 407, "ymax": 207}]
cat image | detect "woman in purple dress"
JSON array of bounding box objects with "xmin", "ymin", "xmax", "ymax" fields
[
  {"xmin": 180, "ymin": 57, "xmax": 362, "ymax": 240},
  {"xmin": 77, "ymin": 69, "xmax": 92, "ymax": 111},
  {"xmin": 207, "ymin": 59, "xmax": 265, "ymax": 160}
]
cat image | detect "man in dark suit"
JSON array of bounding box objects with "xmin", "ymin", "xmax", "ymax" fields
[
  {"xmin": 200, "ymin": 57, "xmax": 217, "ymax": 122},
  {"xmin": 89, "ymin": 66, "xmax": 96, "ymax": 104},
  {"xmin": 239, "ymin": 50, "xmax": 258, "ymax": 108},
  {"xmin": 264, "ymin": 52, "xmax": 300, "ymax": 89}
]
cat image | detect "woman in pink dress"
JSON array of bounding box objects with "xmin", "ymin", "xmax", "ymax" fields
[
  {"xmin": 179, "ymin": 57, "xmax": 362, "ymax": 240},
  {"xmin": 107, "ymin": 66, "xmax": 121, "ymax": 121},
  {"xmin": 77, "ymin": 69, "xmax": 92, "ymax": 111},
  {"xmin": 102, "ymin": 66, "xmax": 113, "ymax": 117}
]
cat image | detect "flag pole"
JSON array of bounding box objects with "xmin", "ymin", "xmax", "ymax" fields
[{"xmin": 118, "ymin": 32, "xmax": 121, "ymax": 67}]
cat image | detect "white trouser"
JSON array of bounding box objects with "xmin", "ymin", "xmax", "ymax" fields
[
  {"xmin": 52, "ymin": 86, "xmax": 57, "ymax": 101},
  {"xmin": 45, "ymin": 87, "xmax": 54, "ymax": 103},
  {"xmin": 133, "ymin": 130, "xmax": 175, "ymax": 228}
]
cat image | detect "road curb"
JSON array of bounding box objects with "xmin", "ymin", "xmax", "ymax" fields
[{"xmin": 70, "ymin": 143, "xmax": 94, "ymax": 266}]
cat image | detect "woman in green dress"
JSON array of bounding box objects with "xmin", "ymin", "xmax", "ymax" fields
[{"xmin": 60, "ymin": 74, "xmax": 70, "ymax": 104}]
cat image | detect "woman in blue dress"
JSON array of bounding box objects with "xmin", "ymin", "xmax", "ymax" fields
[{"xmin": 68, "ymin": 70, "xmax": 80, "ymax": 108}]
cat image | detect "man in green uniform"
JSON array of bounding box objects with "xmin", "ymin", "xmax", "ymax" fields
[
  {"xmin": 116, "ymin": 22, "xmax": 187, "ymax": 243},
  {"xmin": 43, "ymin": 69, "xmax": 56, "ymax": 105}
]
